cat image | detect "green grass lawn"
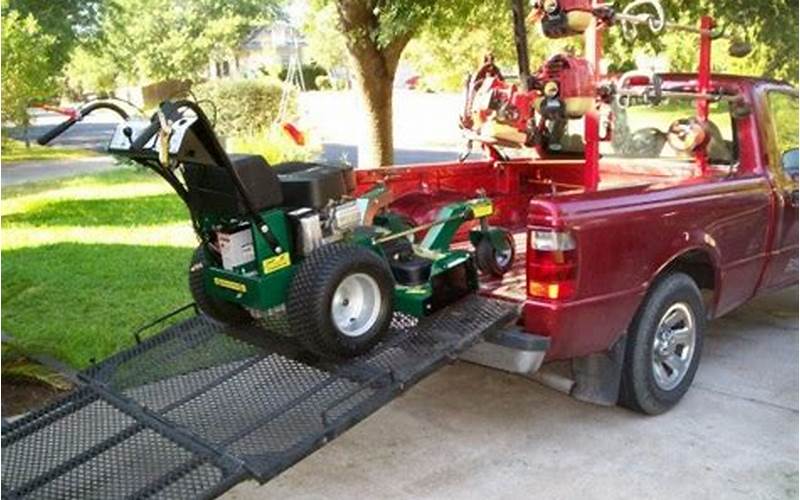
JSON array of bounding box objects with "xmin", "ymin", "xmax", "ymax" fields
[
  {"xmin": 2, "ymin": 139, "xmax": 100, "ymax": 163},
  {"xmin": 1, "ymin": 168, "xmax": 198, "ymax": 368}
]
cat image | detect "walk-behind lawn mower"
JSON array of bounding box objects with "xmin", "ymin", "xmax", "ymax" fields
[{"xmin": 38, "ymin": 100, "xmax": 516, "ymax": 358}]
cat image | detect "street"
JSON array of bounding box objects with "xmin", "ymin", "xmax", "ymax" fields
[
  {"xmin": 2, "ymin": 105, "xmax": 463, "ymax": 186},
  {"xmin": 227, "ymin": 287, "xmax": 798, "ymax": 500}
]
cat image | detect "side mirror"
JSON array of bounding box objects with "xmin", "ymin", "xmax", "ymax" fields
[{"xmin": 782, "ymin": 148, "xmax": 799, "ymax": 177}]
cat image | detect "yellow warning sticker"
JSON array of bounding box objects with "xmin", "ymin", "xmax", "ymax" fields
[
  {"xmin": 213, "ymin": 277, "xmax": 247, "ymax": 293},
  {"xmin": 263, "ymin": 253, "xmax": 292, "ymax": 274},
  {"xmin": 471, "ymin": 200, "xmax": 494, "ymax": 218}
]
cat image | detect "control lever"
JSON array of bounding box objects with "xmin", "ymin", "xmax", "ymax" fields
[
  {"xmin": 129, "ymin": 101, "xmax": 180, "ymax": 152},
  {"xmin": 122, "ymin": 126, "xmax": 134, "ymax": 145}
]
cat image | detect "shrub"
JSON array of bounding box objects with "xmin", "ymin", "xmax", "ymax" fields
[
  {"xmin": 315, "ymin": 75, "xmax": 333, "ymax": 90},
  {"xmin": 278, "ymin": 64, "xmax": 327, "ymax": 91},
  {"xmin": 192, "ymin": 77, "xmax": 295, "ymax": 137},
  {"xmin": 226, "ymin": 126, "xmax": 320, "ymax": 165}
]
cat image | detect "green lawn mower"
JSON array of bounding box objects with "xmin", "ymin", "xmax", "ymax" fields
[{"xmin": 38, "ymin": 100, "xmax": 516, "ymax": 358}]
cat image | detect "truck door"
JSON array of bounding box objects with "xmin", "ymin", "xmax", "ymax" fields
[{"xmin": 761, "ymin": 88, "xmax": 799, "ymax": 291}]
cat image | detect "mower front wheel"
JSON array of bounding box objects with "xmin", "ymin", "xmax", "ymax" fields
[
  {"xmin": 287, "ymin": 243, "xmax": 394, "ymax": 358},
  {"xmin": 189, "ymin": 246, "xmax": 252, "ymax": 326}
]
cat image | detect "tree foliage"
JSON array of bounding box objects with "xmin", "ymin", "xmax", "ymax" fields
[
  {"xmin": 600, "ymin": 0, "xmax": 798, "ymax": 83},
  {"xmin": 404, "ymin": 0, "xmax": 583, "ymax": 92},
  {"xmin": 64, "ymin": 45, "xmax": 119, "ymax": 96},
  {"xmin": 660, "ymin": 0, "xmax": 798, "ymax": 83},
  {"xmin": 403, "ymin": 0, "xmax": 798, "ymax": 91},
  {"xmin": 303, "ymin": 3, "xmax": 350, "ymax": 76},
  {"xmin": 7, "ymin": 0, "xmax": 103, "ymax": 74},
  {"xmin": 1, "ymin": 8, "xmax": 57, "ymax": 127},
  {"xmin": 92, "ymin": 0, "xmax": 281, "ymax": 85}
]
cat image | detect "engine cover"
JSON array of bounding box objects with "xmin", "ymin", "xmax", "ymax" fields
[{"xmin": 277, "ymin": 164, "xmax": 355, "ymax": 209}]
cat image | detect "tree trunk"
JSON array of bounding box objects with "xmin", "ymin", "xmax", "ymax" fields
[
  {"xmin": 334, "ymin": 1, "xmax": 410, "ymax": 168},
  {"xmin": 352, "ymin": 66, "xmax": 394, "ymax": 167}
]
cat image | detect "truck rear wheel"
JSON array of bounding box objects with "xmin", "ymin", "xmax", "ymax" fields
[
  {"xmin": 189, "ymin": 246, "xmax": 252, "ymax": 326},
  {"xmin": 619, "ymin": 273, "xmax": 705, "ymax": 415},
  {"xmin": 287, "ymin": 243, "xmax": 394, "ymax": 358}
]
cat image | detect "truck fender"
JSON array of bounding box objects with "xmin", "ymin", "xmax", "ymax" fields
[{"xmin": 649, "ymin": 233, "xmax": 722, "ymax": 317}]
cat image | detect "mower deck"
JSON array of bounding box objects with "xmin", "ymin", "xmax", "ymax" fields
[{"xmin": 2, "ymin": 295, "xmax": 515, "ymax": 500}]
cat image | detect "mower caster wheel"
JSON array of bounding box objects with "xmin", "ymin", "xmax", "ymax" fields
[
  {"xmin": 475, "ymin": 230, "xmax": 516, "ymax": 278},
  {"xmin": 287, "ymin": 243, "xmax": 394, "ymax": 359},
  {"xmin": 189, "ymin": 246, "xmax": 253, "ymax": 326}
]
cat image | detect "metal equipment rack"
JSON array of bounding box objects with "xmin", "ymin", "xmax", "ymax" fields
[{"xmin": 2, "ymin": 295, "xmax": 515, "ymax": 499}]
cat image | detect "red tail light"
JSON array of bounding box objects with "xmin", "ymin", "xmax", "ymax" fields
[{"xmin": 527, "ymin": 229, "xmax": 577, "ymax": 300}]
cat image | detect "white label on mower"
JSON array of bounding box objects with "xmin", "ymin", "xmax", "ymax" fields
[{"xmin": 218, "ymin": 228, "xmax": 255, "ymax": 270}]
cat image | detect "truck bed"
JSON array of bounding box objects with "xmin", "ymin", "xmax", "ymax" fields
[{"xmin": 355, "ymin": 156, "xmax": 714, "ymax": 306}]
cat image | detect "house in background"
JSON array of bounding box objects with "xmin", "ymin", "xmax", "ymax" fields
[{"xmin": 209, "ymin": 21, "xmax": 305, "ymax": 80}]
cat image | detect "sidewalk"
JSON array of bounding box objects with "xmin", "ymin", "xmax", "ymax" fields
[{"xmin": 1, "ymin": 156, "xmax": 118, "ymax": 187}]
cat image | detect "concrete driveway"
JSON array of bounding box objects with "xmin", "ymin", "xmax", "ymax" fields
[{"xmin": 226, "ymin": 287, "xmax": 798, "ymax": 500}]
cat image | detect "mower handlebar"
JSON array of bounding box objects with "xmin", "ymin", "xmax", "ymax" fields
[
  {"xmin": 36, "ymin": 101, "xmax": 131, "ymax": 146},
  {"xmin": 36, "ymin": 117, "xmax": 80, "ymax": 146}
]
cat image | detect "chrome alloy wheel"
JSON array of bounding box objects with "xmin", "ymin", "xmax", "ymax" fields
[
  {"xmin": 651, "ymin": 302, "xmax": 696, "ymax": 391},
  {"xmin": 331, "ymin": 273, "xmax": 382, "ymax": 338}
]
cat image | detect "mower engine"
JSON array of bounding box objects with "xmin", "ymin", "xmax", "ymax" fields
[
  {"xmin": 530, "ymin": 0, "xmax": 594, "ymax": 38},
  {"xmin": 461, "ymin": 53, "xmax": 596, "ymax": 148},
  {"xmin": 213, "ymin": 164, "xmax": 362, "ymax": 267},
  {"xmin": 537, "ymin": 54, "xmax": 595, "ymax": 120}
]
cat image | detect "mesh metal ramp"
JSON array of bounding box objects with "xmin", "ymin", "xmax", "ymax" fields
[{"xmin": 2, "ymin": 295, "xmax": 515, "ymax": 500}]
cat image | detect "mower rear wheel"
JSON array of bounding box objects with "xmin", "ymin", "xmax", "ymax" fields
[
  {"xmin": 189, "ymin": 246, "xmax": 252, "ymax": 326},
  {"xmin": 287, "ymin": 243, "xmax": 394, "ymax": 358}
]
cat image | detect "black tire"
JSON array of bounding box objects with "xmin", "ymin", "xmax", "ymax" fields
[
  {"xmin": 475, "ymin": 231, "xmax": 516, "ymax": 278},
  {"xmin": 287, "ymin": 243, "xmax": 394, "ymax": 358},
  {"xmin": 619, "ymin": 273, "xmax": 705, "ymax": 415},
  {"xmin": 189, "ymin": 246, "xmax": 253, "ymax": 326}
]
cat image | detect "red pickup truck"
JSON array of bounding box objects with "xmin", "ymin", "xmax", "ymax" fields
[{"xmin": 355, "ymin": 73, "xmax": 798, "ymax": 414}]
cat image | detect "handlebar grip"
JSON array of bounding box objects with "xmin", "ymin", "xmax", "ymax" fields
[
  {"xmin": 36, "ymin": 117, "xmax": 79, "ymax": 146},
  {"xmin": 129, "ymin": 120, "xmax": 161, "ymax": 151}
]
